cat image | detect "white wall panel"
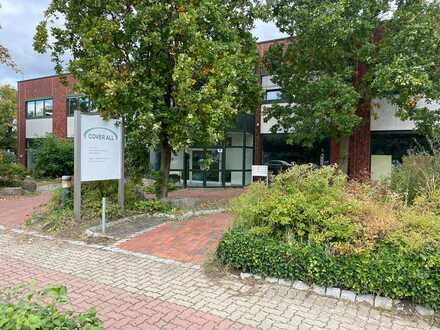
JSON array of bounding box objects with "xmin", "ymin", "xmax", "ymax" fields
[
  {"xmin": 26, "ymin": 118, "xmax": 52, "ymax": 138},
  {"xmin": 67, "ymin": 117, "xmax": 74, "ymax": 137},
  {"xmin": 370, "ymin": 99, "xmax": 416, "ymax": 131},
  {"xmin": 261, "ymin": 75, "xmax": 280, "ymax": 90}
]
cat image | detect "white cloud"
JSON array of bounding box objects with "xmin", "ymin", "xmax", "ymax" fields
[
  {"xmin": 0, "ymin": 1, "xmax": 285, "ymax": 88},
  {"xmin": 253, "ymin": 20, "xmax": 287, "ymax": 42}
]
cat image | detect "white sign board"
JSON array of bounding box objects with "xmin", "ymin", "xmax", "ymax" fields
[
  {"xmin": 252, "ymin": 165, "xmax": 269, "ymax": 177},
  {"xmin": 80, "ymin": 115, "xmax": 122, "ymax": 182}
]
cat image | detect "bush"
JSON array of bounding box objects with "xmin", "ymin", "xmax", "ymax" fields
[
  {"xmin": 218, "ymin": 164, "xmax": 440, "ymax": 309},
  {"xmin": 218, "ymin": 229, "xmax": 440, "ymax": 309},
  {"xmin": 389, "ymin": 150, "xmax": 440, "ymax": 206},
  {"xmin": 30, "ymin": 179, "xmax": 173, "ymax": 233},
  {"xmin": 33, "ymin": 135, "xmax": 74, "ymax": 178},
  {"xmin": 0, "ymin": 152, "xmax": 26, "ymax": 187},
  {"xmin": 0, "ymin": 283, "xmax": 101, "ymax": 329}
]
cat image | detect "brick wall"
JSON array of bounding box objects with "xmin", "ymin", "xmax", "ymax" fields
[{"xmin": 17, "ymin": 74, "xmax": 76, "ymax": 166}]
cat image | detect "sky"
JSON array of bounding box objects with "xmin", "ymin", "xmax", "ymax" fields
[{"xmin": 0, "ymin": 0, "xmax": 286, "ymax": 88}]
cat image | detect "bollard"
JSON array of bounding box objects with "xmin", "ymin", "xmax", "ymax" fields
[
  {"xmin": 102, "ymin": 197, "xmax": 107, "ymax": 234},
  {"xmin": 61, "ymin": 176, "xmax": 72, "ymax": 208}
]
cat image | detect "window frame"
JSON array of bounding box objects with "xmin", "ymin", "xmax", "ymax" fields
[
  {"xmin": 67, "ymin": 95, "xmax": 94, "ymax": 116},
  {"xmin": 25, "ymin": 98, "xmax": 54, "ymax": 119},
  {"xmin": 263, "ymin": 89, "xmax": 284, "ymax": 104}
]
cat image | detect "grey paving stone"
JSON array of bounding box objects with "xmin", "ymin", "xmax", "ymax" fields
[
  {"xmin": 415, "ymin": 305, "xmax": 435, "ymax": 316},
  {"xmin": 325, "ymin": 287, "xmax": 341, "ymax": 299},
  {"xmin": 292, "ymin": 280, "xmax": 309, "ymax": 291},
  {"xmin": 279, "ymin": 279, "xmax": 292, "ymax": 287},
  {"xmin": 340, "ymin": 290, "xmax": 356, "ymax": 302},
  {"xmin": 240, "ymin": 272, "xmax": 253, "ymax": 280},
  {"xmin": 266, "ymin": 277, "xmax": 279, "ymax": 284},
  {"xmin": 357, "ymin": 294, "xmax": 375, "ymax": 306},
  {"xmin": 0, "ymin": 230, "xmax": 437, "ymax": 330},
  {"xmin": 311, "ymin": 285, "xmax": 326, "ymax": 296},
  {"xmin": 374, "ymin": 296, "xmax": 393, "ymax": 310}
]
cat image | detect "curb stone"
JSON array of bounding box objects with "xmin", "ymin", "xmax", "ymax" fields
[
  {"xmin": 374, "ymin": 296, "xmax": 393, "ymax": 310},
  {"xmin": 356, "ymin": 294, "xmax": 375, "ymax": 306},
  {"xmin": 237, "ymin": 272, "xmax": 438, "ymax": 317},
  {"xmin": 278, "ymin": 279, "xmax": 292, "ymax": 287},
  {"xmin": 265, "ymin": 277, "xmax": 278, "ymax": 284},
  {"xmin": 415, "ymin": 305, "xmax": 435, "ymax": 317},
  {"xmin": 240, "ymin": 273, "xmax": 253, "ymax": 280},
  {"xmin": 340, "ymin": 290, "xmax": 356, "ymax": 302},
  {"xmin": 326, "ymin": 287, "xmax": 341, "ymax": 299},
  {"xmin": 292, "ymin": 280, "xmax": 309, "ymax": 291},
  {"xmin": 311, "ymin": 285, "xmax": 326, "ymax": 296}
]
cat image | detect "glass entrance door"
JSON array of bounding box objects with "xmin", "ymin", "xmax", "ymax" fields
[{"xmin": 189, "ymin": 149, "xmax": 223, "ymax": 187}]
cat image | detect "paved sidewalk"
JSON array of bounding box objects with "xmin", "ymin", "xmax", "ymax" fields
[
  {"xmin": 0, "ymin": 229, "xmax": 437, "ymax": 330},
  {"xmin": 0, "ymin": 192, "xmax": 51, "ymax": 228},
  {"xmin": 118, "ymin": 213, "xmax": 233, "ymax": 264}
]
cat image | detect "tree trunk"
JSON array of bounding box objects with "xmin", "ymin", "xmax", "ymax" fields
[
  {"xmin": 338, "ymin": 136, "xmax": 350, "ymax": 174},
  {"xmin": 159, "ymin": 138, "xmax": 172, "ymax": 200}
]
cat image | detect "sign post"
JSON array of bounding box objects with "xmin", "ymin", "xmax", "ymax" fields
[
  {"xmin": 74, "ymin": 111, "xmax": 82, "ymax": 223},
  {"xmin": 252, "ymin": 165, "xmax": 269, "ymax": 185},
  {"xmin": 118, "ymin": 124, "xmax": 125, "ymax": 210},
  {"xmin": 74, "ymin": 111, "xmax": 124, "ymax": 223}
]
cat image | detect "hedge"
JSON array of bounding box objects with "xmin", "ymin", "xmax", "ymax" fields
[{"xmin": 217, "ymin": 228, "xmax": 440, "ymax": 310}]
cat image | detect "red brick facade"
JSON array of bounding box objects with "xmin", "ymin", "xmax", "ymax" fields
[{"xmin": 17, "ymin": 75, "xmax": 76, "ymax": 166}]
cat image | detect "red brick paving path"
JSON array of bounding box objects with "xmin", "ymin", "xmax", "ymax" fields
[
  {"xmin": 0, "ymin": 192, "xmax": 51, "ymax": 228},
  {"xmin": 118, "ymin": 213, "xmax": 233, "ymax": 264},
  {"xmin": 0, "ymin": 256, "xmax": 252, "ymax": 330}
]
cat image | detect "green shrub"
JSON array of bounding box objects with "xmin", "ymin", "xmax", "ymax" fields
[
  {"xmin": 30, "ymin": 179, "xmax": 173, "ymax": 233},
  {"xmin": 0, "ymin": 283, "xmax": 101, "ymax": 329},
  {"xmin": 389, "ymin": 151, "xmax": 440, "ymax": 205},
  {"xmin": 230, "ymin": 165, "xmax": 401, "ymax": 250},
  {"xmin": 218, "ymin": 228, "xmax": 440, "ymax": 309},
  {"xmin": 219, "ymin": 164, "xmax": 440, "ymax": 309},
  {"xmin": 132, "ymin": 199, "xmax": 173, "ymax": 213},
  {"xmin": 0, "ymin": 152, "xmax": 26, "ymax": 187},
  {"xmin": 33, "ymin": 135, "xmax": 74, "ymax": 178}
]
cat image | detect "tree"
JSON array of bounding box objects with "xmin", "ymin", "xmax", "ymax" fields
[
  {"xmin": 0, "ymin": 6, "xmax": 16, "ymax": 69},
  {"xmin": 264, "ymin": 0, "xmax": 440, "ymax": 173},
  {"xmin": 34, "ymin": 0, "xmax": 261, "ymax": 198},
  {"xmin": 0, "ymin": 85, "xmax": 17, "ymax": 151}
]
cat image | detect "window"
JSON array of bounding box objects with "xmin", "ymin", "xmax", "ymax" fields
[
  {"xmin": 25, "ymin": 99, "xmax": 53, "ymax": 119},
  {"xmin": 67, "ymin": 96, "xmax": 94, "ymax": 116},
  {"xmin": 263, "ymin": 89, "xmax": 283, "ymax": 103}
]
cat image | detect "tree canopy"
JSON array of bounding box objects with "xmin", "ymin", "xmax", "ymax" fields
[
  {"xmin": 0, "ymin": 6, "xmax": 16, "ymax": 69},
  {"xmin": 0, "ymin": 85, "xmax": 17, "ymax": 151},
  {"xmin": 264, "ymin": 0, "xmax": 440, "ymax": 146},
  {"xmin": 34, "ymin": 0, "xmax": 262, "ymax": 197}
]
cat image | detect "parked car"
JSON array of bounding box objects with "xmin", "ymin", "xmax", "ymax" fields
[{"xmin": 265, "ymin": 160, "xmax": 293, "ymax": 175}]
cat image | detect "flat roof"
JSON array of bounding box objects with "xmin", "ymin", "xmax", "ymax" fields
[
  {"xmin": 257, "ymin": 37, "xmax": 290, "ymax": 45},
  {"xmin": 17, "ymin": 73, "xmax": 69, "ymax": 84}
]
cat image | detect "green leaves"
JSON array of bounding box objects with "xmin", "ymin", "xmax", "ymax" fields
[
  {"xmin": 32, "ymin": 135, "xmax": 74, "ymax": 178},
  {"xmin": 0, "ymin": 85, "xmax": 17, "ymax": 151},
  {"xmin": 0, "ymin": 284, "xmax": 102, "ymax": 330},
  {"xmin": 35, "ymin": 0, "xmax": 262, "ymax": 197},
  {"xmin": 34, "ymin": 0, "xmax": 261, "ymax": 150},
  {"xmin": 266, "ymin": 0, "xmax": 440, "ymax": 145}
]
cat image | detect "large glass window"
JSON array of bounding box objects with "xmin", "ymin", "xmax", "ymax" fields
[
  {"xmin": 263, "ymin": 89, "xmax": 283, "ymax": 103},
  {"xmin": 67, "ymin": 96, "xmax": 94, "ymax": 116},
  {"xmin": 370, "ymin": 132, "xmax": 429, "ymax": 163},
  {"xmin": 25, "ymin": 99, "xmax": 53, "ymax": 119},
  {"xmin": 262, "ymin": 134, "xmax": 330, "ymax": 165}
]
